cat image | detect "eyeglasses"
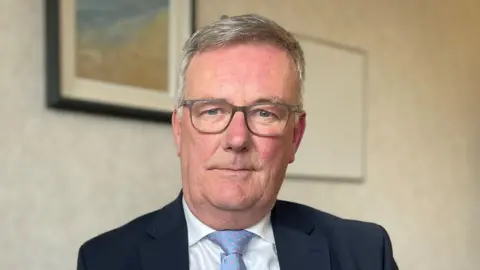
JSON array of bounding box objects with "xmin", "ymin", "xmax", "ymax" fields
[{"xmin": 179, "ymin": 98, "xmax": 302, "ymax": 137}]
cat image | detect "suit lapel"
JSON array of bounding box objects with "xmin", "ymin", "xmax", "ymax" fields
[
  {"xmin": 137, "ymin": 195, "xmax": 332, "ymax": 270},
  {"xmin": 272, "ymin": 201, "xmax": 331, "ymax": 270},
  {"xmin": 139, "ymin": 193, "xmax": 189, "ymax": 270}
]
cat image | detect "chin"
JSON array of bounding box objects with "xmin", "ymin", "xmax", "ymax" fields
[
  {"xmin": 211, "ymin": 198, "xmax": 255, "ymax": 211},
  {"xmin": 203, "ymin": 171, "xmax": 262, "ymax": 210},
  {"xmin": 209, "ymin": 188, "xmax": 257, "ymax": 211}
]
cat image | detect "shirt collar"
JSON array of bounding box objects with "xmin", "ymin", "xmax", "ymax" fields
[{"xmin": 182, "ymin": 197, "xmax": 276, "ymax": 247}]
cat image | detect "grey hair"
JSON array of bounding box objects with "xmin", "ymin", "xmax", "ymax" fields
[{"xmin": 175, "ymin": 14, "xmax": 306, "ymax": 113}]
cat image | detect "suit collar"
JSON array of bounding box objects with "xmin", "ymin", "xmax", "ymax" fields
[
  {"xmin": 271, "ymin": 200, "xmax": 332, "ymax": 270},
  {"xmin": 140, "ymin": 192, "xmax": 189, "ymax": 270}
]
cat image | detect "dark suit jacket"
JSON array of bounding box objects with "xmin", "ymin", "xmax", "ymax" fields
[{"xmin": 77, "ymin": 192, "xmax": 398, "ymax": 270}]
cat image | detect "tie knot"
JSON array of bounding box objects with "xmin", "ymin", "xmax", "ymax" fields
[{"xmin": 207, "ymin": 230, "xmax": 254, "ymax": 255}]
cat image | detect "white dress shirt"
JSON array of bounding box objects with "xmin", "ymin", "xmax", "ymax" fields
[{"xmin": 182, "ymin": 198, "xmax": 280, "ymax": 270}]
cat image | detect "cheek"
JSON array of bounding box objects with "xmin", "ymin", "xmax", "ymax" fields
[
  {"xmin": 256, "ymin": 138, "xmax": 286, "ymax": 160},
  {"xmin": 184, "ymin": 133, "xmax": 218, "ymax": 163}
]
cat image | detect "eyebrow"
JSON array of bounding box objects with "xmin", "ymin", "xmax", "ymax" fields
[
  {"xmin": 252, "ymin": 96, "xmax": 288, "ymax": 104},
  {"xmin": 188, "ymin": 96, "xmax": 290, "ymax": 106}
]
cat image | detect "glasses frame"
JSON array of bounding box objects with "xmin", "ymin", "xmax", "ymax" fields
[{"xmin": 180, "ymin": 98, "xmax": 303, "ymax": 137}]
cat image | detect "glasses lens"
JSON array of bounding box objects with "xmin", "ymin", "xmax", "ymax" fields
[
  {"xmin": 191, "ymin": 100, "xmax": 232, "ymax": 132},
  {"xmin": 188, "ymin": 100, "xmax": 293, "ymax": 135},
  {"xmin": 247, "ymin": 104, "xmax": 290, "ymax": 136}
]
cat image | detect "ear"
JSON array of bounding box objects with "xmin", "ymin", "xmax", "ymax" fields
[
  {"xmin": 172, "ymin": 110, "xmax": 182, "ymax": 156},
  {"xmin": 289, "ymin": 112, "xmax": 306, "ymax": 164}
]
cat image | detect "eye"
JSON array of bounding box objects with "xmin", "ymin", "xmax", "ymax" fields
[
  {"xmin": 191, "ymin": 100, "xmax": 231, "ymax": 118},
  {"xmin": 205, "ymin": 108, "xmax": 220, "ymax": 115},
  {"xmin": 251, "ymin": 109, "xmax": 278, "ymax": 120},
  {"xmin": 258, "ymin": 110, "xmax": 273, "ymax": 117},
  {"xmin": 198, "ymin": 106, "xmax": 228, "ymax": 117}
]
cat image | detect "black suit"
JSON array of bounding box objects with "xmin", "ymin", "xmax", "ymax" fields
[{"xmin": 77, "ymin": 192, "xmax": 399, "ymax": 270}]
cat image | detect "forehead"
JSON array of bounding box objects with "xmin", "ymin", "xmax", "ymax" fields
[{"xmin": 185, "ymin": 43, "xmax": 299, "ymax": 105}]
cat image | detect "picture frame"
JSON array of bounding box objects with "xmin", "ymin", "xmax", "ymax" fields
[
  {"xmin": 45, "ymin": 0, "xmax": 196, "ymax": 123},
  {"xmin": 285, "ymin": 33, "xmax": 367, "ymax": 181}
]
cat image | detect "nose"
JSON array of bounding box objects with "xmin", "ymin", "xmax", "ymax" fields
[{"xmin": 223, "ymin": 111, "xmax": 251, "ymax": 152}]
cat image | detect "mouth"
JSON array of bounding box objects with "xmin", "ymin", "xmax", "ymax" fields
[
  {"xmin": 212, "ymin": 168, "xmax": 254, "ymax": 172},
  {"xmin": 210, "ymin": 168, "xmax": 254, "ymax": 180}
]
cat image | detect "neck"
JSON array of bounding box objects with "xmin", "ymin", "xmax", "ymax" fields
[{"xmin": 183, "ymin": 194, "xmax": 274, "ymax": 230}]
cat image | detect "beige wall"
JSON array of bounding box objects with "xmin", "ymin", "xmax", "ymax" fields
[{"xmin": 1, "ymin": 0, "xmax": 478, "ymax": 269}]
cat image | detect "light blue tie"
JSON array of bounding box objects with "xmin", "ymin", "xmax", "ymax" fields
[{"xmin": 207, "ymin": 230, "xmax": 254, "ymax": 270}]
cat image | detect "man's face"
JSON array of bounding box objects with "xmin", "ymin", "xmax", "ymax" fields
[{"xmin": 173, "ymin": 43, "xmax": 306, "ymax": 214}]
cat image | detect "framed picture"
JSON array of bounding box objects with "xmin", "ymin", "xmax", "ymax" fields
[
  {"xmin": 45, "ymin": 0, "xmax": 195, "ymax": 123},
  {"xmin": 285, "ymin": 34, "xmax": 367, "ymax": 181}
]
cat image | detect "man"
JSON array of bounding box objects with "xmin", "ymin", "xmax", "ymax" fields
[{"xmin": 77, "ymin": 14, "xmax": 398, "ymax": 270}]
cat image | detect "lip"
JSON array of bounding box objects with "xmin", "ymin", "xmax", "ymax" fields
[
  {"xmin": 212, "ymin": 168, "xmax": 254, "ymax": 171},
  {"xmin": 211, "ymin": 168, "xmax": 254, "ymax": 179}
]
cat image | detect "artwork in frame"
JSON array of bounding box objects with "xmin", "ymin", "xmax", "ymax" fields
[
  {"xmin": 45, "ymin": 0, "xmax": 195, "ymax": 123},
  {"xmin": 285, "ymin": 33, "xmax": 367, "ymax": 181}
]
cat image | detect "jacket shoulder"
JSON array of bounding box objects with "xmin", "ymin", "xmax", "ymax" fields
[
  {"xmin": 77, "ymin": 207, "xmax": 163, "ymax": 270},
  {"xmin": 276, "ymin": 199, "xmax": 388, "ymax": 234},
  {"xmin": 81, "ymin": 208, "xmax": 158, "ymax": 249},
  {"xmin": 275, "ymin": 200, "xmax": 397, "ymax": 269}
]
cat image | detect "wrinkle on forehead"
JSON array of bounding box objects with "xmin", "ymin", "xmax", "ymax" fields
[{"xmin": 185, "ymin": 43, "xmax": 299, "ymax": 105}]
